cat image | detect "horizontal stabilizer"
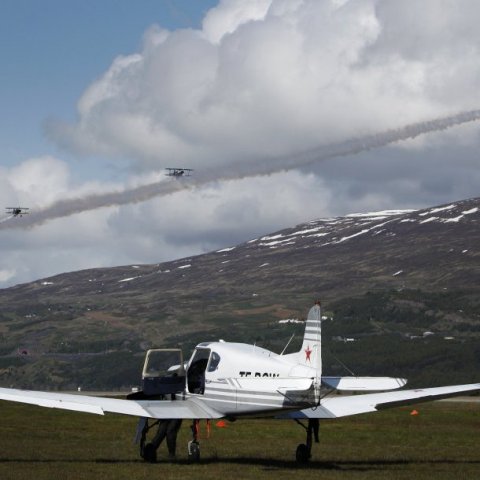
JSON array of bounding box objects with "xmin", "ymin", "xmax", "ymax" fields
[
  {"xmin": 278, "ymin": 382, "xmax": 480, "ymax": 419},
  {"xmin": 322, "ymin": 376, "xmax": 406, "ymax": 391}
]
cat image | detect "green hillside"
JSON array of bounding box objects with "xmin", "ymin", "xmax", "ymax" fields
[{"xmin": 0, "ymin": 198, "xmax": 479, "ymax": 390}]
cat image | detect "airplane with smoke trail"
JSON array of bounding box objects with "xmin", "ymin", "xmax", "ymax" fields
[
  {"xmin": 165, "ymin": 167, "xmax": 194, "ymax": 177},
  {"xmin": 5, "ymin": 207, "xmax": 29, "ymax": 218},
  {"xmin": 1, "ymin": 109, "xmax": 480, "ymax": 232}
]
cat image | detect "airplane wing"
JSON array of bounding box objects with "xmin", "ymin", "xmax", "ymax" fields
[
  {"xmin": 279, "ymin": 383, "xmax": 480, "ymax": 419},
  {"xmin": 0, "ymin": 387, "xmax": 223, "ymax": 419}
]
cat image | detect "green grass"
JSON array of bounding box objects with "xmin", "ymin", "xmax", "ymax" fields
[{"xmin": 0, "ymin": 400, "xmax": 479, "ymax": 479}]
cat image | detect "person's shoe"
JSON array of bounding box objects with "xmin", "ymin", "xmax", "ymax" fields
[{"xmin": 143, "ymin": 443, "xmax": 157, "ymax": 463}]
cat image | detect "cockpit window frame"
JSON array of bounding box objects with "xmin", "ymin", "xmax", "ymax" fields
[
  {"xmin": 207, "ymin": 351, "xmax": 221, "ymax": 372},
  {"xmin": 187, "ymin": 347, "xmax": 211, "ymax": 394}
]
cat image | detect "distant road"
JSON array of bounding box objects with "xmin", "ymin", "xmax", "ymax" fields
[{"xmin": 439, "ymin": 396, "xmax": 480, "ymax": 403}]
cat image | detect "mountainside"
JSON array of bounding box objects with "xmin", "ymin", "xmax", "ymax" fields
[{"xmin": 1, "ymin": 197, "xmax": 479, "ymax": 390}]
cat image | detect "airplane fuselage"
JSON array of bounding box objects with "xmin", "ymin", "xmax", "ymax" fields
[{"xmin": 184, "ymin": 341, "xmax": 318, "ymax": 418}]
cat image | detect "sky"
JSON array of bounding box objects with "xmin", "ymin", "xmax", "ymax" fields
[{"xmin": 1, "ymin": 0, "xmax": 480, "ymax": 288}]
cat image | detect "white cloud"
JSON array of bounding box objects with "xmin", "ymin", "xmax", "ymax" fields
[
  {"xmin": 0, "ymin": 269, "xmax": 16, "ymax": 283},
  {"xmin": 47, "ymin": 0, "xmax": 480, "ymax": 171},
  {"xmin": 202, "ymin": 0, "xmax": 272, "ymax": 44},
  {"xmin": 6, "ymin": 156, "xmax": 70, "ymax": 207}
]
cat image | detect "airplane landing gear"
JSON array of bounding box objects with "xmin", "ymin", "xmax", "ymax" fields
[
  {"xmin": 295, "ymin": 419, "xmax": 319, "ymax": 463},
  {"xmin": 188, "ymin": 440, "xmax": 200, "ymax": 461},
  {"xmin": 188, "ymin": 420, "xmax": 201, "ymax": 462}
]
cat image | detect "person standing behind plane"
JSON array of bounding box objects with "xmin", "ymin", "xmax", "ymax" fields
[{"xmin": 143, "ymin": 419, "xmax": 183, "ymax": 462}]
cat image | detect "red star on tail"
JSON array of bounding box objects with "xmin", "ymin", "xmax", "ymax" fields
[{"xmin": 305, "ymin": 345, "xmax": 312, "ymax": 362}]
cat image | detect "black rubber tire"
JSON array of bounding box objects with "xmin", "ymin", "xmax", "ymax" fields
[
  {"xmin": 188, "ymin": 441, "xmax": 200, "ymax": 462},
  {"xmin": 296, "ymin": 443, "xmax": 310, "ymax": 463}
]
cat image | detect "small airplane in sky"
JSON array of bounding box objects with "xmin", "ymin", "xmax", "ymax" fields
[
  {"xmin": 5, "ymin": 207, "xmax": 29, "ymax": 217},
  {"xmin": 165, "ymin": 167, "xmax": 193, "ymax": 177},
  {"xmin": 0, "ymin": 302, "xmax": 478, "ymax": 463}
]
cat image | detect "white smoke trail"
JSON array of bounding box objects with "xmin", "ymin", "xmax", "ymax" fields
[
  {"xmin": 1, "ymin": 109, "xmax": 479, "ymax": 231},
  {"xmin": 0, "ymin": 215, "xmax": 13, "ymax": 224}
]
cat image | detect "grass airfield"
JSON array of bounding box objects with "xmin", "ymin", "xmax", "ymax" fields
[{"xmin": 0, "ymin": 400, "xmax": 478, "ymax": 480}]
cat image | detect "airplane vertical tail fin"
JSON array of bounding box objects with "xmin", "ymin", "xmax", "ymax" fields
[{"xmin": 299, "ymin": 301, "xmax": 322, "ymax": 376}]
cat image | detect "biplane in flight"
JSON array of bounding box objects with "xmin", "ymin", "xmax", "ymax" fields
[
  {"xmin": 5, "ymin": 207, "xmax": 29, "ymax": 217},
  {"xmin": 165, "ymin": 168, "xmax": 193, "ymax": 177}
]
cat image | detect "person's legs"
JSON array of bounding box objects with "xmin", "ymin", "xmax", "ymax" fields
[
  {"xmin": 151, "ymin": 420, "xmax": 169, "ymax": 448},
  {"xmin": 143, "ymin": 420, "xmax": 169, "ymax": 463},
  {"xmin": 166, "ymin": 419, "xmax": 183, "ymax": 458}
]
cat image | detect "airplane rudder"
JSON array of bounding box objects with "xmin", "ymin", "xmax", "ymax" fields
[
  {"xmin": 304, "ymin": 301, "xmax": 322, "ymax": 340},
  {"xmin": 307, "ymin": 300, "xmax": 322, "ymax": 321}
]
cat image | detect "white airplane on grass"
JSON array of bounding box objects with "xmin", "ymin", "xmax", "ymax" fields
[{"xmin": 0, "ymin": 302, "xmax": 478, "ymax": 463}]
